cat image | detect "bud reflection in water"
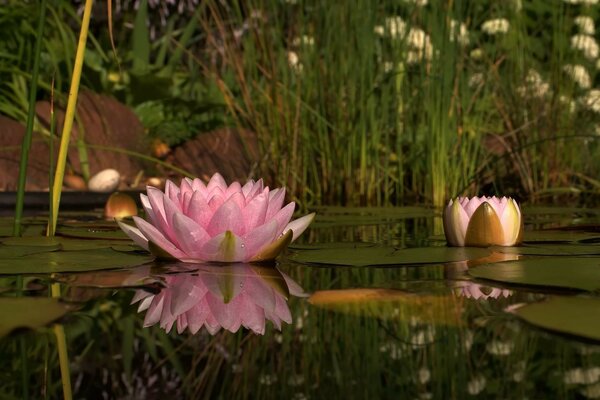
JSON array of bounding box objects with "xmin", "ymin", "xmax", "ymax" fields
[{"xmin": 132, "ymin": 264, "xmax": 306, "ymax": 335}]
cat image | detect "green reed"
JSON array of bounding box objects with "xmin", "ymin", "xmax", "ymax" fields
[
  {"xmin": 12, "ymin": 0, "xmax": 48, "ymax": 237},
  {"xmin": 197, "ymin": 0, "xmax": 600, "ymax": 207}
]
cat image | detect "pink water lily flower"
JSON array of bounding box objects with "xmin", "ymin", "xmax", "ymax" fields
[
  {"xmin": 443, "ymin": 196, "xmax": 523, "ymax": 247},
  {"xmin": 118, "ymin": 173, "xmax": 315, "ymax": 262},
  {"xmin": 133, "ymin": 264, "xmax": 305, "ymax": 335}
]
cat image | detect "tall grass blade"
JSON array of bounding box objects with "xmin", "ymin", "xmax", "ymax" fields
[
  {"xmin": 13, "ymin": 0, "xmax": 47, "ymax": 237},
  {"xmin": 48, "ymin": 0, "xmax": 93, "ymax": 236}
]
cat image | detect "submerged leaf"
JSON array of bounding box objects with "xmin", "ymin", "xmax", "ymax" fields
[
  {"xmin": 0, "ymin": 297, "xmax": 68, "ymax": 338},
  {"xmin": 513, "ymin": 296, "xmax": 600, "ymax": 342},
  {"xmin": 469, "ymin": 257, "xmax": 600, "ymax": 292},
  {"xmin": 309, "ymin": 288, "xmax": 464, "ymax": 326}
]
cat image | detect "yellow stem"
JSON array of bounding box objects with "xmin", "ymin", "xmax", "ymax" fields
[
  {"xmin": 51, "ymin": 283, "xmax": 72, "ymax": 400},
  {"xmin": 48, "ymin": 0, "xmax": 94, "ymax": 235}
]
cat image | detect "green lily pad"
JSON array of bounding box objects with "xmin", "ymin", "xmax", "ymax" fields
[
  {"xmin": 469, "ymin": 257, "xmax": 600, "ymax": 292},
  {"xmin": 0, "ymin": 297, "xmax": 68, "ymax": 338},
  {"xmin": 290, "ymin": 246, "xmax": 490, "ymax": 267},
  {"xmin": 513, "ymin": 296, "xmax": 600, "ymax": 342},
  {"xmin": 522, "ymin": 230, "xmax": 600, "ymax": 243},
  {"xmin": 56, "ymin": 226, "xmax": 130, "ymax": 240},
  {"xmin": 312, "ymin": 206, "xmax": 434, "ymax": 227},
  {"xmin": 493, "ymin": 244, "xmax": 600, "ymax": 256},
  {"xmin": 0, "ymin": 244, "xmax": 61, "ymax": 258},
  {"xmin": 2, "ymin": 235, "xmax": 137, "ymax": 251},
  {"xmin": 288, "ymin": 241, "xmax": 377, "ymax": 250},
  {"xmin": 0, "ymin": 248, "xmax": 153, "ymax": 274}
]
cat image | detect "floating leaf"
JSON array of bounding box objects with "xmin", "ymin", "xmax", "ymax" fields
[
  {"xmin": 0, "ymin": 297, "xmax": 68, "ymax": 338},
  {"xmin": 290, "ymin": 246, "xmax": 490, "ymax": 267},
  {"xmin": 493, "ymin": 244, "xmax": 600, "ymax": 256},
  {"xmin": 0, "ymin": 248, "xmax": 153, "ymax": 274},
  {"xmin": 469, "ymin": 257, "xmax": 600, "ymax": 292},
  {"xmin": 513, "ymin": 296, "xmax": 600, "ymax": 342},
  {"xmin": 312, "ymin": 206, "xmax": 434, "ymax": 227},
  {"xmin": 56, "ymin": 226, "xmax": 130, "ymax": 240},
  {"xmin": 289, "ymin": 241, "xmax": 377, "ymax": 250},
  {"xmin": 522, "ymin": 230, "xmax": 600, "ymax": 243},
  {"xmin": 0, "ymin": 244, "xmax": 60, "ymax": 258},
  {"xmin": 309, "ymin": 288, "xmax": 464, "ymax": 326},
  {"xmin": 2, "ymin": 236, "xmax": 61, "ymax": 247}
]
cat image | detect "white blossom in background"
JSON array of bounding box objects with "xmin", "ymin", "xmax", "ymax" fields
[
  {"xmin": 563, "ymin": 64, "xmax": 592, "ymax": 89},
  {"xmin": 563, "ymin": 0, "xmax": 599, "ymax": 4},
  {"xmin": 486, "ymin": 340, "xmax": 514, "ymax": 356},
  {"xmin": 403, "ymin": 0, "xmax": 428, "ymax": 6},
  {"xmin": 581, "ymin": 383, "xmax": 600, "ymax": 399},
  {"xmin": 481, "ymin": 18, "xmax": 510, "ymax": 35},
  {"xmin": 564, "ymin": 367, "xmax": 600, "ymax": 384},
  {"xmin": 375, "ymin": 16, "xmax": 407, "ymax": 38},
  {"xmin": 287, "ymin": 51, "xmax": 302, "ymax": 72},
  {"xmin": 459, "ymin": 282, "xmax": 513, "ymax": 299},
  {"xmin": 407, "ymin": 28, "xmax": 434, "ymax": 61},
  {"xmin": 571, "ymin": 34, "xmax": 599, "ymax": 60},
  {"xmin": 467, "ymin": 376, "xmax": 487, "ymax": 395},
  {"xmin": 512, "ymin": 361, "xmax": 527, "ymax": 382},
  {"xmin": 417, "ymin": 368, "xmax": 431, "ymax": 384},
  {"xmin": 292, "ymin": 35, "xmax": 315, "ymax": 47},
  {"xmin": 516, "ymin": 69, "xmax": 551, "ymax": 98},
  {"xmin": 575, "ymin": 16, "xmax": 595, "ymax": 35},
  {"xmin": 468, "ymin": 73, "xmax": 484, "ymax": 88},
  {"xmin": 450, "ymin": 19, "xmax": 470, "ymax": 46},
  {"xmin": 560, "ymin": 95, "xmax": 578, "ymax": 113},
  {"xmin": 581, "ymin": 89, "xmax": 600, "ymax": 113}
]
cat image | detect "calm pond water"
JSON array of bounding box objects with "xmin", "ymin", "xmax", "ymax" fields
[{"xmin": 2, "ymin": 207, "xmax": 600, "ymax": 399}]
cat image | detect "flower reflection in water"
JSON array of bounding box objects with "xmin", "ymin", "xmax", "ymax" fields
[
  {"xmin": 458, "ymin": 282, "xmax": 512, "ymax": 300},
  {"xmin": 132, "ymin": 264, "xmax": 306, "ymax": 335}
]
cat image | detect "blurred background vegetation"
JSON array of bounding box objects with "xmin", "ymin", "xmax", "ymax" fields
[{"xmin": 1, "ymin": 0, "xmax": 599, "ymax": 208}]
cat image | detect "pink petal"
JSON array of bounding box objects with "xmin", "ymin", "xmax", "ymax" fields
[
  {"xmin": 224, "ymin": 181, "xmax": 242, "ymax": 200},
  {"xmin": 239, "ymin": 294, "xmax": 266, "ymax": 334},
  {"xmin": 283, "ymin": 212, "xmax": 315, "ymax": 242},
  {"xmin": 271, "ymin": 202, "xmax": 296, "ymax": 235},
  {"xmin": 206, "ymin": 200, "xmax": 245, "ymax": 236},
  {"xmin": 207, "ymin": 189, "xmax": 225, "ymax": 212},
  {"xmin": 242, "ymin": 220, "xmax": 279, "ymax": 261},
  {"xmin": 206, "ymin": 292, "xmax": 238, "ymax": 332},
  {"xmin": 133, "ymin": 216, "xmax": 186, "ymax": 259},
  {"xmin": 140, "ymin": 194, "xmax": 156, "ymax": 225},
  {"xmin": 281, "ymin": 272, "xmax": 308, "ymax": 297},
  {"xmin": 170, "ymin": 276, "xmax": 208, "ymax": 315},
  {"xmin": 266, "ymin": 188, "xmax": 286, "ymax": 220},
  {"xmin": 164, "ymin": 180, "xmax": 181, "ymax": 208},
  {"xmin": 172, "ymin": 213, "xmax": 211, "ymax": 259},
  {"xmin": 180, "ymin": 178, "xmax": 193, "ymax": 199},
  {"xmin": 143, "ymin": 294, "xmax": 165, "ymax": 327},
  {"xmin": 186, "ymin": 299, "xmax": 211, "ymax": 334},
  {"xmin": 191, "ymin": 178, "xmax": 207, "ymax": 193},
  {"xmin": 207, "ymin": 173, "xmax": 227, "ymax": 192},
  {"xmin": 186, "ymin": 191, "xmax": 213, "ymax": 230},
  {"xmin": 242, "ymin": 192, "xmax": 269, "ymax": 232},
  {"xmin": 117, "ymin": 220, "xmax": 149, "ymax": 250}
]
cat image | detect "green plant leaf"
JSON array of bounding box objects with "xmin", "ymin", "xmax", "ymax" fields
[
  {"xmin": 493, "ymin": 244, "xmax": 600, "ymax": 256},
  {"xmin": 513, "ymin": 296, "xmax": 600, "ymax": 341},
  {"xmin": 469, "ymin": 257, "xmax": 600, "ymax": 292},
  {"xmin": 0, "ymin": 297, "xmax": 68, "ymax": 338},
  {"xmin": 290, "ymin": 246, "xmax": 491, "ymax": 267},
  {"xmin": 0, "ymin": 248, "xmax": 153, "ymax": 274}
]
